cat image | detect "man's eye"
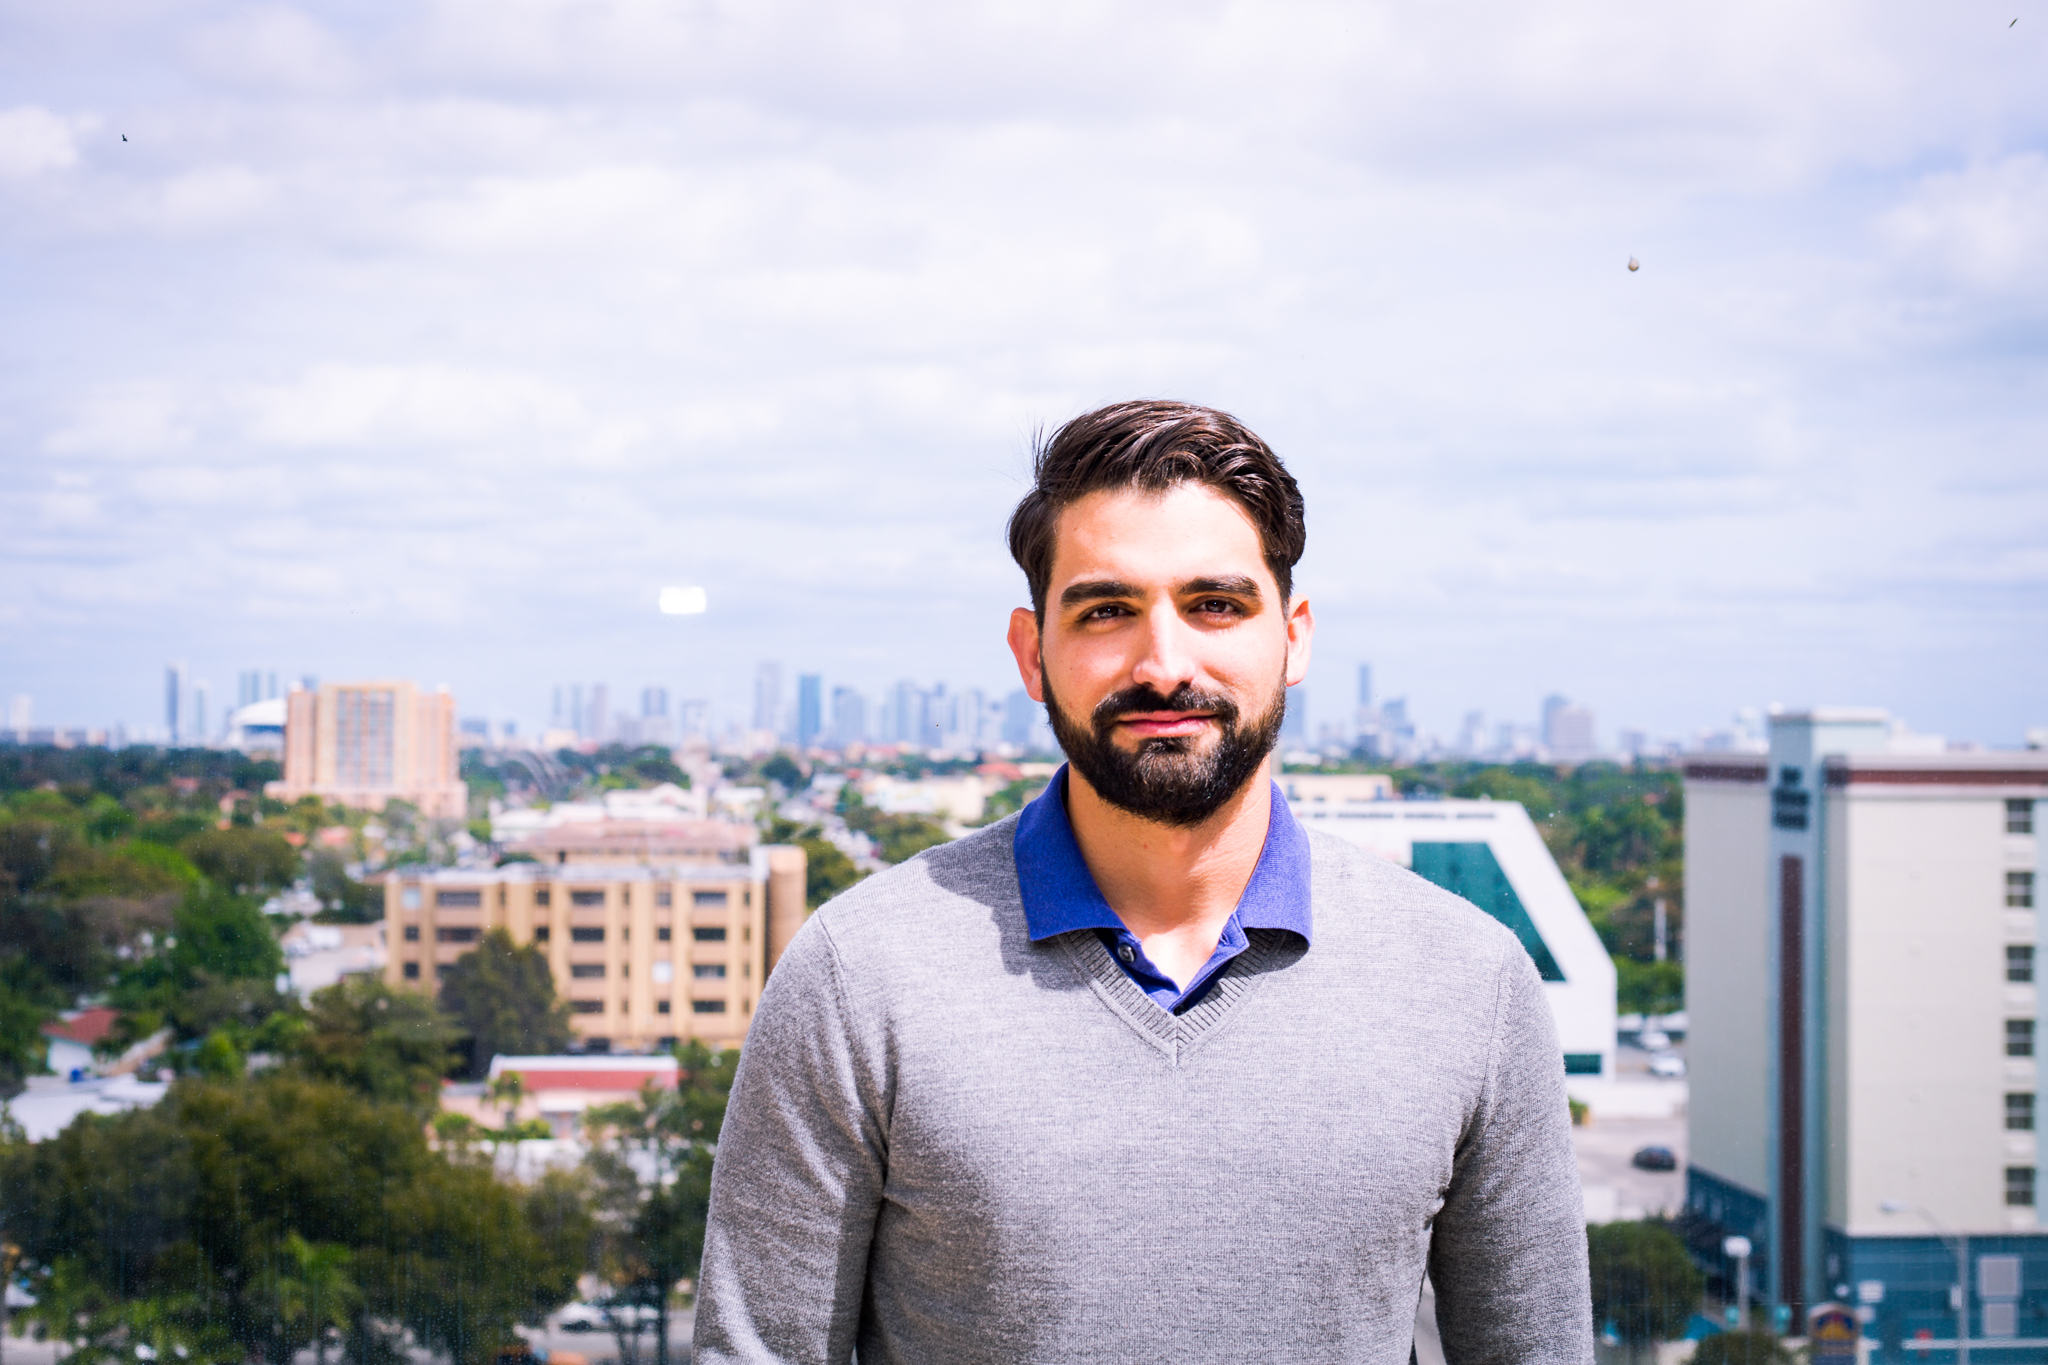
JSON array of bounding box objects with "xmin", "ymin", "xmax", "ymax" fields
[{"xmin": 1194, "ymin": 599, "xmax": 1239, "ymax": 615}]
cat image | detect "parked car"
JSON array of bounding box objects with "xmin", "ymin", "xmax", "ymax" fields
[
  {"xmin": 1637, "ymin": 1029, "xmax": 1672, "ymax": 1051},
  {"xmin": 1632, "ymin": 1145, "xmax": 1679, "ymax": 1172},
  {"xmin": 1648, "ymin": 1052, "xmax": 1687, "ymax": 1079}
]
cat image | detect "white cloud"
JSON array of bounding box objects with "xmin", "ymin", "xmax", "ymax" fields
[{"xmin": 0, "ymin": 106, "xmax": 82, "ymax": 177}]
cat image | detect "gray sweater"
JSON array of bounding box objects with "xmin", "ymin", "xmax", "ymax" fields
[{"xmin": 695, "ymin": 817, "xmax": 1593, "ymax": 1365}]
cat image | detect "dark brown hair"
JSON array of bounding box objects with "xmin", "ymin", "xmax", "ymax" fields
[{"xmin": 1007, "ymin": 399, "xmax": 1306, "ymax": 617}]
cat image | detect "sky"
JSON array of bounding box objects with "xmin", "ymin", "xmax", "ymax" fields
[{"xmin": 2, "ymin": 0, "xmax": 2044, "ymax": 747}]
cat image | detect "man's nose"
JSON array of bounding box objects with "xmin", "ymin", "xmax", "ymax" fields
[{"xmin": 1128, "ymin": 602, "xmax": 1198, "ymax": 697}]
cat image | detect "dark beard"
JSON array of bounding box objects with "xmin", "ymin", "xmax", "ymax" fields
[{"xmin": 1044, "ymin": 674, "xmax": 1287, "ymax": 829}]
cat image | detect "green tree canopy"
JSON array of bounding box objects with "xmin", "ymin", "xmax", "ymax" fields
[
  {"xmin": 439, "ymin": 929, "xmax": 573, "ymax": 1079},
  {"xmin": 178, "ymin": 827, "xmax": 301, "ymax": 896},
  {"xmin": 1692, "ymin": 1331, "xmax": 1797, "ymax": 1365},
  {"xmin": 287, "ymin": 976, "xmax": 463, "ymax": 1115},
  {"xmin": 1588, "ymin": 1220, "xmax": 1705, "ymax": 1352}
]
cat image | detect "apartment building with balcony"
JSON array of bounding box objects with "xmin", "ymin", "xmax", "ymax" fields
[{"xmin": 383, "ymin": 843, "xmax": 805, "ymax": 1052}]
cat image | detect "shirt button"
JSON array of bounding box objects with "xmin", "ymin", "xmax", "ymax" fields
[{"xmin": 1118, "ymin": 945, "xmax": 1135, "ymax": 963}]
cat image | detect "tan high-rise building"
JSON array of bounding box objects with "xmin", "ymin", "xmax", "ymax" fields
[
  {"xmin": 382, "ymin": 844, "xmax": 807, "ymax": 1052},
  {"xmin": 267, "ymin": 681, "xmax": 467, "ymax": 819}
]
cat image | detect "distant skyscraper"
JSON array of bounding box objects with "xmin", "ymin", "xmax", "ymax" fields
[
  {"xmin": 680, "ymin": 699, "xmax": 709, "ymax": 741},
  {"xmin": 165, "ymin": 663, "xmax": 186, "ymax": 746},
  {"xmin": 642, "ymin": 686, "xmax": 669, "ymax": 718},
  {"xmin": 1281, "ymin": 688, "xmax": 1308, "ymax": 745},
  {"xmin": 586, "ymin": 684, "xmax": 609, "ymax": 743},
  {"xmin": 831, "ymin": 686, "xmax": 866, "ymax": 747},
  {"xmin": 193, "ymin": 681, "xmax": 209, "ymax": 743},
  {"xmin": 269, "ymin": 680, "xmax": 466, "ymax": 817},
  {"xmin": 1357, "ymin": 664, "xmax": 1373, "ymax": 709},
  {"xmin": 796, "ymin": 674, "xmax": 823, "ymax": 749},
  {"xmin": 754, "ymin": 663, "xmax": 783, "ymax": 736},
  {"xmin": 1542, "ymin": 694, "xmax": 1596, "ymax": 763},
  {"xmin": 7, "ymin": 695, "xmax": 30, "ymax": 732},
  {"xmin": 1457, "ymin": 710, "xmax": 1487, "ymax": 756},
  {"xmin": 892, "ymin": 680, "xmax": 926, "ymax": 746},
  {"xmin": 1002, "ymin": 689, "xmax": 1040, "ymax": 748}
]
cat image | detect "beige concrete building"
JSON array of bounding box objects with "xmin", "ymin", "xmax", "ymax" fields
[
  {"xmin": 384, "ymin": 844, "xmax": 805, "ymax": 1052},
  {"xmin": 267, "ymin": 680, "xmax": 467, "ymax": 819},
  {"xmin": 1685, "ymin": 710, "xmax": 2048, "ymax": 1349}
]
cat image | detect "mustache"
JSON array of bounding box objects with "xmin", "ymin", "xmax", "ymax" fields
[{"xmin": 1090, "ymin": 683, "xmax": 1240, "ymax": 729}]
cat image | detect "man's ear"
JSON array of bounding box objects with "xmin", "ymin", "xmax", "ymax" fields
[
  {"xmin": 1007, "ymin": 607, "xmax": 1046, "ymax": 703},
  {"xmin": 1283, "ymin": 596, "xmax": 1315, "ymax": 688}
]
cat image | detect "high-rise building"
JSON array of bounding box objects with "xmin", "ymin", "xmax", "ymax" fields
[
  {"xmin": 642, "ymin": 686, "xmax": 669, "ymax": 720},
  {"xmin": 1281, "ymin": 688, "xmax": 1308, "ymax": 745},
  {"xmin": 754, "ymin": 663, "xmax": 783, "ymax": 737},
  {"xmin": 267, "ymin": 681, "xmax": 467, "ymax": 818},
  {"xmin": 1685, "ymin": 711, "xmax": 2048, "ymax": 1335},
  {"xmin": 1457, "ymin": 710, "xmax": 1487, "ymax": 756},
  {"xmin": 586, "ymin": 684, "xmax": 609, "ymax": 744},
  {"xmin": 796, "ymin": 675, "xmax": 823, "ymax": 749},
  {"xmin": 956, "ymin": 687, "xmax": 989, "ymax": 750},
  {"xmin": 891, "ymin": 680, "xmax": 927, "ymax": 747},
  {"xmin": 680, "ymin": 699, "xmax": 709, "ymax": 742},
  {"xmin": 1358, "ymin": 664, "xmax": 1373, "ymax": 710},
  {"xmin": 1002, "ymin": 689, "xmax": 1040, "ymax": 749},
  {"xmin": 832, "ymin": 687, "xmax": 867, "ymax": 748},
  {"xmin": 165, "ymin": 663, "xmax": 186, "ymax": 746},
  {"xmin": 7, "ymin": 695, "xmax": 30, "ymax": 731},
  {"xmin": 193, "ymin": 681, "xmax": 209, "ymax": 744},
  {"xmin": 1543, "ymin": 695, "xmax": 1597, "ymax": 763}
]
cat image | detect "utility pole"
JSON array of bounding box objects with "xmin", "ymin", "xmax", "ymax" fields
[
  {"xmin": 1882, "ymin": 1201, "xmax": 1968, "ymax": 1365},
  {"xmin": 1723, "ymin": 1235, "xmax": 1752, "ymax": 1329}
]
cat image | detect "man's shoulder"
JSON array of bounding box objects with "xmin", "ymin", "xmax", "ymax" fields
[
  {"xmin": 807, "ymin": 815, "xmax": 1024, "ymax": 951},
  {"xmin": 1301, "ymin": 826, "xmax": 1526, "ymax": 969}
]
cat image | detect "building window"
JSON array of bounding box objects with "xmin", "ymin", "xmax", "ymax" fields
[
  {"xmin": 652, "ymin": 961, "xmax": 673, "ymax": 985},
  {"xmin": 436, "ymin": 890, "xmax": 482, "ymax": 908},
  {"xmin": 434, "ymin": 963, "xmax": 453, "ymax": 978},
  {"xmin": 2009, "ymin": 1020, "xmax": 2036, "ymax": 1057},
  {"xmin": 403, "ymin": 925, "xmax": 420, "ymax": 942},
  {"xmin": 2006, "ymin": 1167, "xmax": 2036, "ymax": 1206},
  {"xmin": 570, "ymin": 1000, "xmax": 603, "ymax": 1014},
  {"xmin": 692, "ymin": 1000, "xmax": 727, "ymax": 1014},
  {"xmin": 402, "ymin": 961, "xmax": 419, "ymax": 979},
  {"xmin": 534, "ymin": 926, "xmax": 550, "ymax": 942},
  {"xmin": 436, "ymin": 927, "xmax": 480, "ymax": 944},
  {"xmin": 694, "ymin": 927, "xmax": 727, "ymax": 942},
  {"xmin": 2011, "ymin": 800, "xmax": 2037, "ymax": 836},
  {"xmin": 657, "ymin": 927, "xmax": 671, "ymax": 941},
  {"xmin": 535, "ymin": 890, "xmax": 551, "ymax": 906},
  {"xmin": 2012, "ymin": 946, "xmax": 2036, "ymax": 983},
  {"xmin": 2011, "ymin": 872, "xmax": 2037, "ymax": 909},
  {"xmin": 402, "ymin": 885, "xmax": 421, "ymax": 910},
  {"xmin": 657, "ymin": 1000, "xmax": 672, "ymax": 1014},
  {"xmin": 2008, "ymin": 1093, "xmax": 2036, "ymax": 1131},
  {"xmin": 656, "ymin": 888, "xmax": 673, "ymax": 907},
  {"xmin": 1564, "ymin": 1054, "xmax": 1603, "ymax": 1076},
  {"xmin": 570, "ymin": 927, "xmax": 605, "ymax": 943},
  {"xmin": 571, "ymin": 890, "xmax": 606, "ymax": 907},
  {"xmin": 570, "ymin": 964, "xmax": 606, "ymax": 979},
  {"xmin": 694, "ymin": 964, "xmax": 727, "ymax": 980},
  {"xmin": 694, "ymin": 891, "xmax": 729, "ymax": 907}
]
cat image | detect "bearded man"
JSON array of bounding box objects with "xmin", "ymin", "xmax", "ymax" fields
[{"xmin": 694, "ymin": 401, "xmax": 1593, "ymax": 1365}]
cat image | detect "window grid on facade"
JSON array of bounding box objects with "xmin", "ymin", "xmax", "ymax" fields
[
  {"xmin": 2011, "ymin": 945, "xmax": 2037, "ymax": 983},
  {"xmin": 2008, "ymin": 1019, "xmax": 2036, "ymax": 1057},
  {"xmin": 2006, "ymin": 1166, "xmax": 2037, "ymax": 1207},
  {"xmin": 402, "ymin": 926, "xmax": 419, "ymax": 942},
  {"xmin": 2011, "ymin": 799, "xmax": 2037, "ymax": 836},
  {"xmin": 2008, "ymin": 1093, "xmax": 2036, "ymax": 1131},
  {"xmin": 2011, "ymin": 871, "xmax": 2037, "ymax": 909},
  {"xmin": 333, "ymin": 688, "xmax": 396, "ymax": 788}
]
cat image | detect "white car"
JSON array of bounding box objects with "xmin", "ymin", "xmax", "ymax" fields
[
  {"xmin": 1648, "ymin": 1052, "xmax": 1687, "ymax": 1079},
  {"xmin": 557, "ymin": 1302, "xmax": 655, "ymax": 1332},
  {"xmin": 1637, "ymin": 1029, "xmax": 1672, "ymax": 1052}
]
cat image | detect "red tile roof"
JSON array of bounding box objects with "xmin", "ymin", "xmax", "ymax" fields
[{"xmin": 43, "ymin": 1007, "xmax": 119, "ymax": 1046}]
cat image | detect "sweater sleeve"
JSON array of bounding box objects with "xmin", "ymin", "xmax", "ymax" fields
[
  {"xmin": 1428, "ymin": 944, "xmax": 1595, "ymax": 1365},
  {"xmin": 693, "ymin": 916, "xmax": 887, "ymax": 1365}
]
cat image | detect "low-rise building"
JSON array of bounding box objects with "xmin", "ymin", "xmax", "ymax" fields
[
  {"xmin": 1285, "ymin": 793, "xmax": 1617, "ymax": 1080},
  {"xmin": 384, "ymin": 845, "xmax": 805, "ymax": 1053},
  {"xmin": 1685, "ymin": 710, "xmax": 2048, "ymax": 1346}
]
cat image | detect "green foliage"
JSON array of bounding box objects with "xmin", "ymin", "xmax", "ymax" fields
[
  {"xmin": 799, "ymin": 835, "xmax": 864, "ymax": 907},
  {"xmin": 759, "ymin": 753, "xmax": 804, "ymax": 792},
  {"xmin": 971, "ymin": 779, "xmax": 1048, "ymax": 827},
  {"xmin": 179, "ymin": 826, "xmax": 301, "ymax": 895},
  {"xmin": 0, "ymin": 954, "xmax": 64, "ymax": 1095},
  {"xmin": 838, "ymin": 789, "xmax": 949, "ymax": 865},
  {"xmin": 1691, "ymin": 1330, "xmax": 1797, "ymax": 1365},
  {"xmin": 287, "ymin": 976, "xmax": 461, "ymax": 1115},
  {"xmin": 439, "ymin": 929, "xmax": 574, "ymax": 1079},
  {"xmin": 1617, "ymin": 958, "xmax": 1685, "ymax": 1015},
  {"xmin": 0, "ymin": 1072, "xmax": 583, "ymax": 1365},
  {"xmin": 583, "ymin": 1040, "xmax": 737, "ymax": 1365},
  {"xmin": 1588, "ymin": 1219, "xmax": 1705, "ymax": 1347},
  {"xmin": 308, "ymin": 849, "xmax": 384, "ymax": 923}
]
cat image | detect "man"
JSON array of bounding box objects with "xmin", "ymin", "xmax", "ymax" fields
[{"xmin": 695, "ymin": 401, "xmax": 1592, "ymax": 1364}]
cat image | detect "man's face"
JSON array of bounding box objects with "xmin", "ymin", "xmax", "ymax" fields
[{"xmin": 1006, "ymin": 482, "xmax": 1314, "ymax": 827}]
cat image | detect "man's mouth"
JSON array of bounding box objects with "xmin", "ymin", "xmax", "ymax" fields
[{"xmin": 1112, "ymin": 711, "xmax": 1217, "ymax": 739}]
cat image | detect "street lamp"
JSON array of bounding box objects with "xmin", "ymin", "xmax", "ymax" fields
[
  {"xmin": 1881, "ymin": 1199, "xmax": 1968, "ymax": 1365},
  {"xmin": 1723, "ymin": 1236, "xmax": 1752, "ymax": 1330}
]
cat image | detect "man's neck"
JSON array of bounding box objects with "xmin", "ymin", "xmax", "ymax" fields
[{"xmin": 1063, "ymin": 759, "xmax": 1273, "ymax": 988}]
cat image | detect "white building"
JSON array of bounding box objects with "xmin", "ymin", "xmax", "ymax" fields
[
  {"xmin": 1685, "ymin": 710, "xmax": 2048, "ymax": 1352},
  {"xmin": 1286, "ymin": 794, "xmax": 1617, "ymax": 1081}
]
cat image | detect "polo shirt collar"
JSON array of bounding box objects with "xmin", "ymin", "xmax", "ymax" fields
[{"xmin": 1014, "ymin": 764, "xmax": 1313, "ymax": 945}]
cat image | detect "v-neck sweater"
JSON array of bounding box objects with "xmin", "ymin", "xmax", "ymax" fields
[{"xmin": 694, "ymin": 814, "xmax": 1594, "ymax": 1365}]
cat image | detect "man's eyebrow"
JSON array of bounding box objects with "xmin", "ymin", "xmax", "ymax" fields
[
  {"xmin": 1179, "ymin": 575, "xmax": 1262, "ymax": 600},
  {"xmin": 1058, "ymin": 579, "xmax": 1141, "ymax": 608}
]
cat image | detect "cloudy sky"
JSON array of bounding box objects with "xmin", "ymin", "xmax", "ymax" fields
[{"xmin": 2, "ymin": 0, "xmax": 2044, "ymax": 746}]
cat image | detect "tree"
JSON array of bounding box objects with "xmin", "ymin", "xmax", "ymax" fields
[
  {"xmin": 1692, "ymin": 1331, "xmax": 1796, "ymax": 1365},
  {"xmin": 308, "ymin": 851, "xmax": 383, "ymax": 924},
  {"xmin": 583, "ymin": 1041, "xmax": 738, "ymax": 1365},
  {"xmin": 289, "ymin": 976, "xmax": 462, "ymax": 1115},
  {"xmin": 439, "ymin": 929, "xmax": 573, "ymax": 1079},
  {"xmin": 799, "ymin": 834, "xmax": 863, "ymax": 908},
  {"xmin": 179, "ymin": 827, "xmax": 300, "ymax": 896},
  {"xmin": 1588, "ymin": 1220, "xmax": 1704, "ymax": 1360}
]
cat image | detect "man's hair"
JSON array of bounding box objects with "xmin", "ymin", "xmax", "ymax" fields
[{"xmin": 1007, "ymin": 399, "xmax": 1306, "ymax": 618}]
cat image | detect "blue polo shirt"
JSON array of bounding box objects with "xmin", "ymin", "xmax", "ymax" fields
[{"xmin": 1013, "ymin": 765, "xmax": 1314, "ymax": 1013}]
